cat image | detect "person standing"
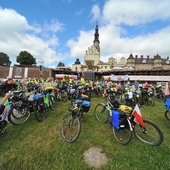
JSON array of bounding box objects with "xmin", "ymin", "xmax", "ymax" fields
[
  {"xmin": 1, "ymin": 76, "xmax": 17, "ymax": 105},
  {"xmin": 134, "ymin": 80, "xmax": 139, "ymax": 89},
  {"xmin": 164, "ymin": 82, "xmax": 170, "ymax": 97},
  {"xmin": 144, "ymin": 81, "xmax": 149, "ymax": 90}
]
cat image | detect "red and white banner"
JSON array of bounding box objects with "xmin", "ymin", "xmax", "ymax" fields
[
  {"xmin": 55, "ymin": 74, "xmax": 77, "ymax": 79},
  {"xmin": 132, "ymin": 105, "xmax": 144, "ymax": 127}
]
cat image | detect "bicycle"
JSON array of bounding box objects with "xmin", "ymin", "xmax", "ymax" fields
[
  {"xmin": 112, "ymin": 104, "xmax": 163, "ymax": 146},
  {"xmin": 44, "ymin": 86, "xmax": 57, "ymax": 108},
  {"xmin": 10, "ymin": 89, "xmax": 47, "ymax": 123},
  {"xmin": 94, "ymin": 99, "xmax": 163, "ymax": 146},
  {"xmin": 61, "ymin": 94, "xmax": 91, "ymax": 143},
  {"xmin": 140, "ymin": 89, "xmax": 155, "ymax": 107},
  {"xmin": 0, "ymin": 92, "xmax": 31, "ymax": 135},
  {"xmin": 30, "ymin": 92, "xmax": 47, "ymax": 122},
  {"xmin": 57, "ymin": 87, "xmax": 68, "ymax": 102},
  {"xmin": 94, "ymin": 94, "xmax": 122, "ymax": 123},
  {"xmin": 164, "ymin": 97, "xmax": 170, "ymax": 120},
  {"xmin": 0, "ymin": 101, "xmax": 12, "ymax": 136}
]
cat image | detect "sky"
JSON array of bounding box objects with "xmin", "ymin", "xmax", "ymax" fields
[{"xmin": 0, "ymin": 0, "xmax": 170, "ymax": 68}]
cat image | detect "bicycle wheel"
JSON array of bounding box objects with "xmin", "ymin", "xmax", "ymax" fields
[
  {"xmin": 50, "ymin": 94, "xmax": 56, "ymax": 105},
  {"xmin": 112, "ymin": 118, "xmax": 132, "ymax": 145},
  {"xmin": 134, "ymin": 120, "xmax": 163, "ymax": 146},
  {"xmin": 48, "ymin": 95, "xmax": 54, "ymax": 111},
  {"xmin": 165, "ymin": 110, "xmax": 170, "ymax": 120},
  {"xmin": 147, "ymin": 97, "xmax": 155, "ymax": 107},
  {"xmin": 61, "ymin": 113, "xmax": 81, "ymax": 143},
  {"xmin": 8, "ymin": 103, "xmax": 30, "ymax": 125},
  {"xmin": 61, "ymin": 92, "xmax": 68, "ymax": 102},
  {"xmin": 34, "ymin": 103, "xmax": 47, "ymax": 122},
  {"xmin": 94, "ymin": 103, "xmax": 109, "ymax": 123}
]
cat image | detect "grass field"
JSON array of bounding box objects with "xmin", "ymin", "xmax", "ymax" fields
[{"xmin": 0, "ymin": 96, "xmax": 170, "ymax": 170}]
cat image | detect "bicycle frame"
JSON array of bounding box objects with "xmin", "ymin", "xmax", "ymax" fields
[
  {"xmin": 0, "ymin": 101, "xmax": 13, "ymax": 130},
  {"xmin": 113, "ymin": 103, "xmax": 163, "ymax": 145},
  {"xmin": 2, "ymin": 101, "xmax": 12, "ymax": 117}
]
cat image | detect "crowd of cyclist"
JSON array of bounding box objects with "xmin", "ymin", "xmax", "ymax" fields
[
  {"xmin": 0, "ymin": 75, "xmax": 169, "ymax": 137},
  {"xmin": 0, "ymin": 76, "xmax": 170, "ymax": 106}
]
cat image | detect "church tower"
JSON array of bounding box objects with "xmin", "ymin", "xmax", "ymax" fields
[
  {"xmin": 93, "ymin": 24, "xmax": 100, "ymax": 52},
  {"xmin": 84, "ymin": 24, "xmax": 100, "ymax": 70}
]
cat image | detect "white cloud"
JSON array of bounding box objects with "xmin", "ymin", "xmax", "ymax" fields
[
  {"xmin": 0, "ymin": 7, "xmax": 64, "ymax": 65},
  {"xmin": 67, "ymin": 30, "xmax": 93, "ymax": 59},
  {"xmin": 44, "ymin": 19, "xmax": 64, "ymax": 33},
  {"xmin": 1, "ymin": 0, "xmax": 170, "ymax": 68},
  {"xmin": 90, "ymin": 4, "xmax": 100, "ymax": 22},
  {"xmin": 102, "ymin": 0, "xmax": 170, "ymax": 25},
  {"xmin": 0, "ymin": 8, "xmax": 30, "ymax": 34},
  {"xmin": 67, "ymin": 0, "xmax": 170, "ymax": 63}
]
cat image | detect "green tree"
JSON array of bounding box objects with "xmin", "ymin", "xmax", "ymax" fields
[
  {"xmin": 0, "ymin": 52, "xmax": 11, "ymax": 66},
  {"xmin": 16, "ymin": 51, "xmax": 36, "ymax": 65}
]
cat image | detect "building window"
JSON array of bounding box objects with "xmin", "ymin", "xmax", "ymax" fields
[{"xmin": 105, "ymin": 66, "xmax": 107, "ymax": 69}]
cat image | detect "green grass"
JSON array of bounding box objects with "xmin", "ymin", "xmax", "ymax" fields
[{"xmin": 0, "ymin": 97, "xmax": 170, "ymax": 170}]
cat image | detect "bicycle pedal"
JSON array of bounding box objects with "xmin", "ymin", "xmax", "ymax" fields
[{"xmin": 141, "ymin": 127, "xmax": 147, "ymax": 134}]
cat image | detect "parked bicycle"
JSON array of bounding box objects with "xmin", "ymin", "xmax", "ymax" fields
[
  {"xmin": 61, "ymin": 94, "xmax": 91, "ymax": 143},
  {"xmin": 57, "ymin": 87, "xmax": 68, "ymax": 102},
  {"xmin": 94, "ymin": 98, "xmax": 163, "ymax": 146},
  {"xmin": 0, "ymin": 101, "xmax": 12, "ymax": 136},
  {"xmin": 0, "ymin": 91, "xmax": 31, "ymax": 136},
  {"xmin": 112, "ymin": 104, "xmax": 163, "ymax": 146},
  {"xmin": 43, "ymin": 87, "xmax": 56, "ymax": 111},
  {"xmin": 29, "ymin": 91, "xmax": 47, "ymax": 122},
  {"xmin": 164, "ymin": 98, "xmax": 170, "ymax": 120},
  {"xmin": 139, "ymin": 88, "xmax": 155, "ymax": 107}
]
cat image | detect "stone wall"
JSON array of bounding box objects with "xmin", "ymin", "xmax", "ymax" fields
[
  {"xmin": 0, "ymin": 66, "xmax": 10, "ymax": 79},
  {"xmin": 0, "ymin": 66, "xmax": 52, "ymax": 80}
]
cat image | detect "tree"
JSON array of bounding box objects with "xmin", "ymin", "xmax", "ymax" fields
[
  {"xmin": 0, "ymin": 52, "xmax": 12, "ymax": 66},
  {"xmin": 16, "ymin": 51, "xmax": 36, "ymax": 65}
]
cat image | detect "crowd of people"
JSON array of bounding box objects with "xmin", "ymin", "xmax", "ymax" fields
[{"xmin": 0, "ymin": 75, "xmax": 170, "ymax": 107}]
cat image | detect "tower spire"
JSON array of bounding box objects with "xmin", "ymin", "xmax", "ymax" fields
[{"xmin": 93, "ymin": 24, "xmax": 100, "ymax": 44}]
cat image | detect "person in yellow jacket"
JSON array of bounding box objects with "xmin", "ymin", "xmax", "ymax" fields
[
  {"xmin": 62, "ymin": 76, "xmax": 66, "ymax": 83},
  {"xmin": 81, "ymin": 77, "xmax": 86, "ymax": 85},
  {"xmin": 69, "ymin": 78, "xmax": 73, "ymax": 84},
  {"xmin": 46, "ymin": 77, "xmax": 50, "ymax": 82}
]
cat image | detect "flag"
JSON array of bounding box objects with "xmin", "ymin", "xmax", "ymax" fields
[
  {"xmin": 132, "ymin": 104, "xmax": 144, "ymax": 127},
  {"xmin": 111, "ymin": 74, "xmax": 117, "ymax": 81},
  {"xmin": 164, "ymin": 82, "xmax": 170, "ymax": 96},
  {"xmin": 122, "ymin": 74, "xmax": 128, "ymax": 81}
]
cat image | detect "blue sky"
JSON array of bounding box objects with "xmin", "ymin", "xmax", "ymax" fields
[{"xmin": 0, "ymin": 0, "xmax": 170, "ymax": 68}]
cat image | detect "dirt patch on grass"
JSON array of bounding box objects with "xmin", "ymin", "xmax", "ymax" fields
[{"xmin": 83, "ymin": 146, "xmax": 109, "ymax": 168}]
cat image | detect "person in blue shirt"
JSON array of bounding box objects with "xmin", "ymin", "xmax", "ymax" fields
[{"xmin": 134, "ymin": 80, "xmax": 139, "ymax": 89}]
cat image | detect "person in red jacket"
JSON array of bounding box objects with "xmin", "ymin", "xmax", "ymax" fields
[{"xmin": 144, "ymin": 81, "xmax": 149, "ymax": 90}]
